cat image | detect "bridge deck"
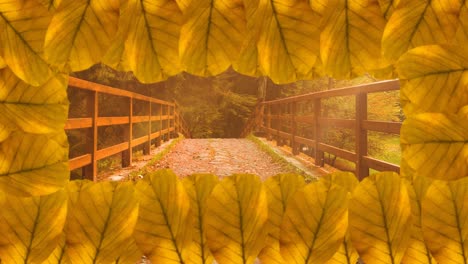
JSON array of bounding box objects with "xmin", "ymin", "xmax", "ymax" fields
[{"xmin": 102, "ymin": 138, "xmax": 326, "ymax": 181}]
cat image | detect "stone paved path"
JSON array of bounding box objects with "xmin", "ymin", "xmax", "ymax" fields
[{"xmin": 148, "ymin": 138, "xmax": 288, "ymax": 180}]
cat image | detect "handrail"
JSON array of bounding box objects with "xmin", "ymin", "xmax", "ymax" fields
[
  {"xmin": 243, "ymin": 79, "xmax": 401, "ymax": 180},
  {"xmin": 66, "ymin": 77, "xmax": 191, "ymax": 181}
]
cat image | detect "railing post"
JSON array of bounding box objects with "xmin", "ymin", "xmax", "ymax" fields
[
  {"xmin": 122, "ymin": 97, "xmax": 133, "ymax": 167},
  {"xmin": 291, "ymin": 102, "xmax": 299, "ymax": 155},
  {"xmin": 266, "ymin": 105, "xmax": 272, "ymax": 140},
  {"xmin": 314, "ymin": 98, "xmax": 324, "ymax": 166},
  {"xmin": 356, "ymin": 93, "xmax": 369, "ymax": 180},
  {"xmin": 83, "ymin": 91, "xmax": 98, "ymax": 181},
  {"xmin": 157, "ymin": 104, "xmax": 162, "ymax": 146},
  {"xmin": 174, "ymin": 103, "xmax": 179, "ymax": 136},
  {"xmin": 144, "ymin": 101, "xmax": 152, "ymax": 155},
  {"xmin": 165, "ymin": 104, "xmax": 170, "ymax": 141},
  {"xmin": 277, "ymin": 104, "xmax": 283, "ymax": 146}
]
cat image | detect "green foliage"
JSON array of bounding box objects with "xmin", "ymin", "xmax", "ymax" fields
[{"xmin": 166, "ymin": 70, "xmax": 258, "ymax": 138}]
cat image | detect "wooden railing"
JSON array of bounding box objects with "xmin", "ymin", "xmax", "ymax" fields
[
  {"xmin": 244, "ymin": 80, "xmax": 401, "ymax": 180},
  {"xmin": 66, "ymin": 77, "xmax": 191, "ymax": 181}
]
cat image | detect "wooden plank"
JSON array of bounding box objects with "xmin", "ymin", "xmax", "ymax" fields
[
  {"xmin": 294, "ymin": 136, "xmax": 315, "ymax": 146},
  {"xmin": 132, "ymin": 115, "xmax": 150, "ymax": 123},
  {"xmin": 278, "ymin": 130, "xmax": 291, "ymax": 139},
  {"xmin": 363, "ymin": 156, "xmax": 400, "ymax": 173},
  {"xmin": 150, "ymin": 131, "xmax": 161, "ymax": 140},
  {"xmin": 65, "ymin": 118, "xmax": 92, "ymax": 130},
  {"xmin": 97, "ymin": 116, "xmax": 129, "ymax": 126},
  {"xmin": 69, "ymin": 77, "xmax": 174, "ymax": 106},
  {"xmin": 318, "ymin": 143, "xmax": 357, "ymax": 162},
  {"xmin": 133, "ymin": 136, "xmax": 148, "ymax": 146},
  {"xmin": 69, "ymin": 154, "xmax": 92, "ymax": 170},
  {"xmin": 319, "ymin": 118, "xmax": 355, "ymax": 129},
  {"xmin": 263, "ymin": 80, "xmax": 399, "ymax": 104},
  {"xmin": 362, "ymin": 120, "xmax": 401, "ymax": 134},
  {"xmin": 96, "ymin": 142, "xmax": 129, "ymax": 160},
  {"xmin": 295, "ymin": 115, "xmax": 314, "ymax": 123}
]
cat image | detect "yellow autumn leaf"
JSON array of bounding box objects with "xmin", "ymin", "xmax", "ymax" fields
[
  {"xmin": 325, "ymin": 232, "xmax": 359, "ymax": 264},
  {"xmin": 65, "ymin": 181, "xmax": 139, "ymax": 264},
  {"xmin": 455, "ymin": 2, "xmax": 468, "ymax": 50},
  {"xmin": 115, "ymin": 238, "xmax": 143, "ymax": 264},
  {"xmin": 317, "ymin": 0, "xmax": 388, "ymax": 79},
  {"xmin": 134, "ymin": 169, "xmax": 193, "ymax": 263},
  {"xmin": 43, "ymin": 234, "xmax": 68, "ymax": 264},
  {"xmin": 0, "ymin": 131, "xmax": 69, "ymax": 196},
  {"xmin": 320, "ymin": 172, "xmax": 359, "ymax": 264},
  {"xmin": 0, "ymin": 124, "xmax": 9, "ymax": 142},
  {"xmin": 232, "ymin": 0, "xmax": 262, "ymax": 77},
  {"xmin": 0, "ymin": 190, "xmax": 67, "ymax": 263},
  {"xmin": 0, "ymin": 0, "xmax": 52, "ymax": 86},
  {"xmin": 0, "ymin": 56, "xmax": 5, "ymax": 68},
  {"xmin": 38, "ymin": 0, "xmax": 62, "ymax": 10},
  {"xmin": 175, "ymin": 0, "xmax": 190, "ymax": 13},
  {"xmin": 421, "ymin": 177, "xmax": 468, "ymax": 264},
  {"xmin": 378, "ymin": 0, "xmax": 398, "ymax": 20},
  {"xmin": 179, "ymin": 0, "xmax": 246, "ymax": 76},
  {"xmin": 280, "ymin": 180, "xmax": 348, "ymax": 264},
  {"xmin": 319, "ymin": 171, "xmax": 359, "ymax": 192},
  {"xmin": 397, "ymin": 45, "xmax": 468, "ymax": 115},
  {"xmin": 255, "ymin": 0, "xmax": 320, "ymax": 84},
  {"xmin": 258, "ymin": 174, "xmax": 306, "ymax": 264},
  {"xmin": 402, "ymin": 176, "xmax": 437, "ymax": 264},
  {"xmin": 125, "ymin": 0, "xmax": 182, "ymax": 83},
  {"xmin": 102, "ymin": 0, "xmax": 136, "ymax": 71},
  {"xmin": 0, "ymin": 68, "xmax": 68, "ymax": 134},
  {"xmin": 44, "ymin": 0, "xmax": 119, "ymax": 72},
  {"xmin": 205, "ymin": 174, "xmax": 269, "ymax": 264},
  {"xmin": 401, "ymin": 113, "xmax": 468, "ymax": 181},
  {"xmin": 182, "ymin": 173, "xmax": 219, "ymax": 264},
  {"xmin": 382, "ymin": 0, "xmax": 461, "ymax": 62},
  {"xmin": 348, "ymin": 172, "xmax": 412, "ymax": 264}
]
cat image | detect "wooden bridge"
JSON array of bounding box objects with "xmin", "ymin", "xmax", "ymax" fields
[{"xmin": 66, "ymin": 78, "xmax": 401, "ymax": 181}]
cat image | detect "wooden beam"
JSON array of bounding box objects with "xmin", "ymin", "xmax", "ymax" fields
[
  {"xmin": 294, "ymin": 136, "xmax": 315, "ymax": 146},
  {"xmin": 319, "ymin": 118, "xmax": 355, "ymax": 129},
  {"xmin": 96, "ymin": 142, "xmax": 129, "ymax": 160},
  {"xmin": 318, "ymin": 143, "xmax": 357, "ymax": 163},
  {"xmin": 97, "ymin": 116, "xmax": 129, "ymax": 126},
  {"xmin": 83, "ymin": 91, "xmax": 98, "ymax": 181},
  {"xmin": 65, "ymin": 118, "xmax": 92, "ymax": 130},
  {"xmin": 263, "ymin": 80, "xmax": 400, "ymax": 104},
  {"xmin": 362, "ymin": 120, "xmax": 401, "ymax": 134},
  {"xmin": 355, "ymin": 93, "xmax": 369, "ymax": 180},
  {"xmin": 69, "ymin": 154, "xmax": 92, "ymax": 171},
  {"xmin": 69, "ymin": 77, "xmax": 174, "ymax": 106},
  {"xmin": 363, "ymin": 156, "xmax": 400, "ymax": 173},
  {"xmin": 314, "ymin": 99, "xmax": 324, "ymax": 166},
  {"xmin": 122, "ymin": 98, "xmax": 133, "ymax": 167}
]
